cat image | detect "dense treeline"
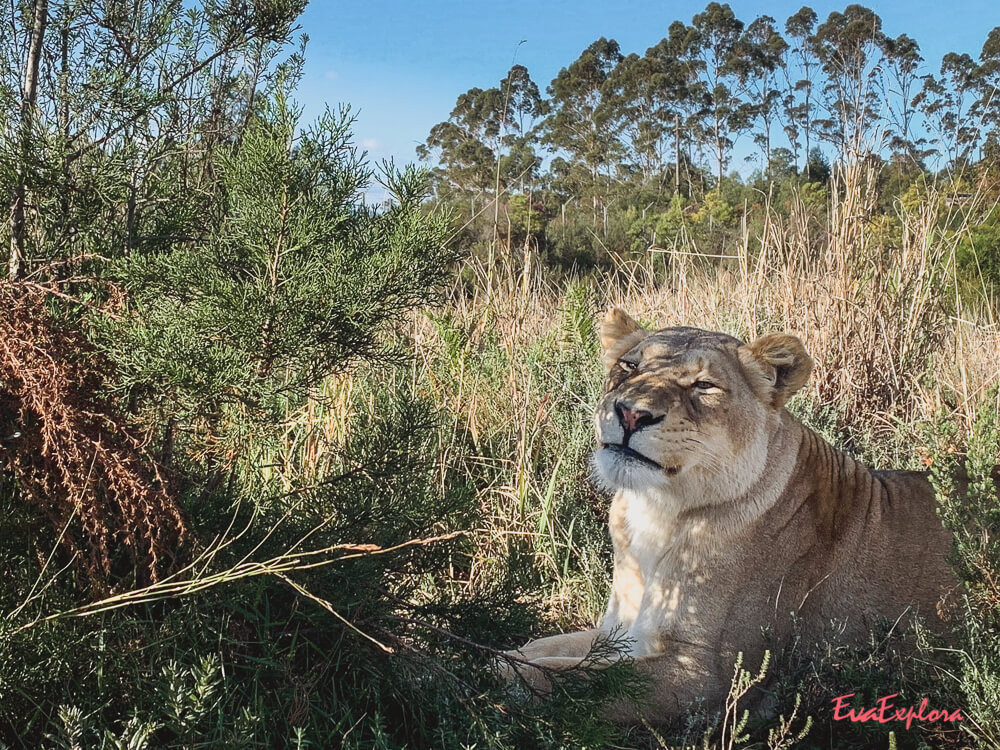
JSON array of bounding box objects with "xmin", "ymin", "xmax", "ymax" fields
[{"xmin": 419, "ymin": 3, "xmax": 1000, "ymax": 272}]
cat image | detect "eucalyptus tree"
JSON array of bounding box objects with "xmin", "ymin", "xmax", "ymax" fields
[
  {"xmin": 883, "ymin": 33, "xmax": 923, "ymax": 161},
  {"xmin": 540, "ymin": 37, "xmax": 625, "ymax": 224},
  {"xmin": 737, "ymin": 15, "xmax": 788, "ymax": 178},
  {"xmin": 914, "ymin": 52, "xmax": 981, "ymax": 169},
  {"xmin": 500, "ymin": 63, "xmax": 547, "ymax": 136},
  {"xmin": 604, "ymin": 44, "xmax": 693, "ymax": 191},
  {"xmin": 418, "ymin": 117, "xmax": 497, "ymax": 202},
  {"xmin": 689, "ymin": 2, "xmax": 755, "ymax": 188},
  {"xmin": 782, "ymin": 6, "xmax": 819, "ymax": 175},
  {"xmin": 418, "ymin": 64, "xmax": 545, "ymax": 203},
  {"xmin": 809, "ymin": 4, "xmax": 890, "ymax": 158},
  {"xmin": 661, "ymin": 20, "xmax": 712, "ymax": 195},
  {"xmin": 605, "ymin": 21, "xmax": 706, "ymax": 196},
  {"xmin": 605, "ymin": 53, "xmax": 663, "ymax": 184},
  {"xmin": 975, "ymin": 27, "xmax": 1000, "ymax": 159},
  {"xmin": 418, "ymin": 86, "xmax": 507, "ymax": 201},
  {"xmin": 497, "ymin": 64, "xmax": 547, "ymax": 193}
]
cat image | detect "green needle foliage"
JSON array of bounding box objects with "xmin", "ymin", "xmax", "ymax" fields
[{"xmin": 93, "ymin": 95, "xmax": 455, "ymax": 478}]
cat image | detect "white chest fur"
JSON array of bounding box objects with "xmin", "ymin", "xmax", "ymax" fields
[{"xmin": 602, "ymin": 488, "xmax": 715, "ymax": 656}]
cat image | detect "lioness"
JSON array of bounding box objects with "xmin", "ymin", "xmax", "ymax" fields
[{"xmin": 505, "ymin": 309, "xmax": 956, "ymax": 721}]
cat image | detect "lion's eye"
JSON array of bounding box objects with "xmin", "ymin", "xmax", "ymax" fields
[
  {"xmin": 618, "ymin": 360, "xmax": 638, "ymax": 373},
  {"xmin": 692, "ymin": 380, "xmax": 718, "ymax": 391}
]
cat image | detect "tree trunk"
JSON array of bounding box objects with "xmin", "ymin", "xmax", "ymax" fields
[
  {"xmin": 716, "ymin": 137, "xmax": 724, "ymax": 190},
  {"xmin": 804, "ymin": 88, "xmax": 812, "ymax": 179},
  {"xmin": 763, "ymin": 116, "xmax": 772, "ymax": 180},
  {"xmin": 58, "ymin": 11, "xmax": 70, "ymax": 246},
  {"xmin": 674, "ymin": 114, "xmax": 681, "ymax": 195},
  {"xmin": 8, "ymin": 0, "xmax": 49, "ymax": 282},
  {"xmin": 715, "ymin": 115, "xmax": 724, "ymax": 189}
]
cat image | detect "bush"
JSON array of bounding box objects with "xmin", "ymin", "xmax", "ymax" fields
[{"xmin": 930, "ymin": 391, "xmax": 1000, "ymax": 748}]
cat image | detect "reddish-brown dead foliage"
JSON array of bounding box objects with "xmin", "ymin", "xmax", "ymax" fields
[{"xmin": 0, "ymin": 284, "xmax": 187, "ymax": 587}]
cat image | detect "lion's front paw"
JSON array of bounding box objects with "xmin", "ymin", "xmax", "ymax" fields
[
  {"xmin": 494, "ymin": 649, "xmax": 526, "ymax": 683},
  {"xmin": 495, "ymin": 652, "xmax": 558, "ymax": 693},
  {"xmin": 496, "ymin": 651, "xmax": 594, "ymax": 694}
]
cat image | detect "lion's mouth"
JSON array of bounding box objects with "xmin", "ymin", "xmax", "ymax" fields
[{"xmin": 602, "ymin": 444, "xmax": 680, "ymax": 476}]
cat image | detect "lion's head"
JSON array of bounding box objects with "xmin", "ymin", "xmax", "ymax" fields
[{"xmin": 592, "ymin": 309, "xmax": 813, "ymax": 507}]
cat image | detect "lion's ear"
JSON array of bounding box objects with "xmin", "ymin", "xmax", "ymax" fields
[
  {"xmin": 600, "ymin": 308, "xmax": 647, "ymax": 369},
  {"xmin": 600, "ymin": 308, "xmax": 643, "ymax": 350},
  {"xmin": 739, "ymin": 334, "xmax": 813, "ymax": 408}
]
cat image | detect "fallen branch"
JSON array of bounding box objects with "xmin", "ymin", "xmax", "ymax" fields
[{"xmin": 5, "ymin": 531, "xmax": 466, "ymax": 635}]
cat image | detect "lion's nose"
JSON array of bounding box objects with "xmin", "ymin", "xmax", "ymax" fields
[{"xmin": 614, "ymin": 402, "xmax": 661, "ymax": 433}]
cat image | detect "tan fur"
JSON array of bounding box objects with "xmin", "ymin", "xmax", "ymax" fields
[
  {"xmin": 504, "ymin": 309, "xmax": 957, "ymax": 722},
  {"xmin": 600, "ymin": 308, "xmax": 647, "ymax": 370}
]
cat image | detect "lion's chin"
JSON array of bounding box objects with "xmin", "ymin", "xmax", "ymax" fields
[{"xmin": 591, "ymin": 446, "xmax": 682, "ymax": 492}]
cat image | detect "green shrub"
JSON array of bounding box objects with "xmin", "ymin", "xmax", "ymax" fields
[{"xmin": 930, "ymin": 391, "xmax": 1000, "ymax": 748}]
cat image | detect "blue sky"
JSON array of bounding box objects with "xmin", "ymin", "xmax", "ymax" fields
[{"xmin": 293, "ymin": 0, "xmax": 998, "ymax": 177}]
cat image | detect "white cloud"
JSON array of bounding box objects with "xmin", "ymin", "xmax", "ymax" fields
[{"xmin": 361, "ymin": 138, "xmax": 379, "ymax": 150}]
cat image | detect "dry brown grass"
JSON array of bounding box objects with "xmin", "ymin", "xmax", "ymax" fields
[
  {"xmin": 608, "ymin": 167, "xmax": 1000, "ymax": 438},
  {"xmin": 428, "ymin": 163, "xmax": 1000, "ymax": 441}
]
